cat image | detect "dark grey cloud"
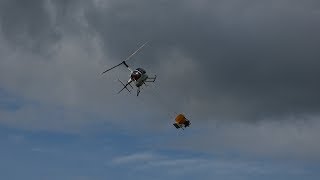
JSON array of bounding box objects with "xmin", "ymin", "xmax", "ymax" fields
[
  {"xmin": 0, "ymin": 0, "xmax": 61, "ymax": 53},
  {"xmin": 82, "ymin": 0, "xmax": 320, "ymax": 122},
  {"xmin": 0, "ymin": 0, "xmax": 320, "ymax": 163},
  {"xmin": 0, "ymin": 0, "xmax": 320, "ymax": 158}
]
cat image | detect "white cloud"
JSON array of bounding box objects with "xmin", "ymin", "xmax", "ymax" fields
[
  {"xmin": 0, "ymin": 1, "xmax": 320, "ymax": 165},
  {"xmin": 111, "ymin": 151, "xmax": 160, "ymax": 164},
  {"xmin": 167, "ymin": 115, "xmax": 320, "ymax": 160},
  {"xmin": 0, "ymin": 3, "xmax": 150, "ymax": 132},
  {"xmin": 110, "ymin": 151, "xmax": 306, "ymax": 177},
  {"xmin": 7, "ymin": 134, "xmax": 25, "ymax": 144},
  {"xmin": 31, "ymin": 147, "xmax": 59, "ymax": 154}
]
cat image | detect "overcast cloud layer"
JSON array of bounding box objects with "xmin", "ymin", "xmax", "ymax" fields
[{"xmin": 1, "ymin": 0, "xmax": 320, "ymax": 159}]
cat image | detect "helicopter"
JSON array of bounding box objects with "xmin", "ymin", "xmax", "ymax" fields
[{"xmin": 101, "ymin": 42, "xmax": 157, "ymax": 96}]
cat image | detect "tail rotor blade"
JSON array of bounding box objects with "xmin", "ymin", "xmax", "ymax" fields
[{"xmin": 117, "ymin": 79, "xmax": 132, "ymax": 94}]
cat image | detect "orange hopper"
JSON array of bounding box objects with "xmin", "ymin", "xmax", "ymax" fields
[{"xmin": 173, "ymin": 114, "xmax": 191, "ymax": 129}]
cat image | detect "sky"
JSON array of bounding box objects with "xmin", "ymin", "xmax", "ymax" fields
[{"xmin": 0, "ymin": 0, "xmax": 320, "ymax": 179}]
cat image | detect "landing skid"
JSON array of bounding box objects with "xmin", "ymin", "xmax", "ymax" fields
[
  {"xmin": 145, "ymin": 75, "xmax": 157, "ymax": 82},
  {"xmin": 118, "ymin": 75, "xmax": 157, "ymax": 96},
  {"xmin": 138, "ymin": 75, "xmax": 157, "ymax": 96}
]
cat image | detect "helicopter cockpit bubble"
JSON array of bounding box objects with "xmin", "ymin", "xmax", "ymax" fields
[
  {"xmin": 136, "ymin": 68, "xmax": 146, "ymax": 74},
  {"xmin": 131, "ymin": 70, "xmax": 142, "ymax": 81}
]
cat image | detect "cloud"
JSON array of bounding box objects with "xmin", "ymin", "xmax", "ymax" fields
[
  {"xmin": 0, "ymin": 0, "xmax": 320, "ymax": 162},
  {"xmin": 111, "ymin": 151, "xmax": 160, "ymax": 164},
  {"xmin": 30, "ymin": 146, "xmax": 60, "ymax": 154},
  {"xmin": 7, "ymin": 134, "xmax": 25, "ymax": 144},
  {"xmin": 167, "ymin": 115, "xmax": 320, "ymax": 161},
  {"xmin": 0, "ymin": 0, "xmax": 166, "ymax": 132},
  {"xmin": 110, "ymin": 151, "xmax": 307, "ymax": 176},
  {"xmin": 81, "ymin": 0, "xmax": 320, "ymax": 122},
  {"xmin": 1, "ymin": 0, "xmax": 320, "ymax": 123}
]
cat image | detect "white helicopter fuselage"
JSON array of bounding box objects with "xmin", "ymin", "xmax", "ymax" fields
[{"xmin": 129, "ymin": 68, "xmax": 149, "ymax": 87}]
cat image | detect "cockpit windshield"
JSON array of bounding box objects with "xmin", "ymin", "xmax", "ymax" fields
[
  {"xmin": 131, "ymin": 70, "xmax": 141, "ymax": 80},
  {"xmin": 136, "ymin": 68, "xmax": 146, "ymax": 74}
]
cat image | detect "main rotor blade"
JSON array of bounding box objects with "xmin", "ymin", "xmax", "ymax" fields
[
  {"xmin": 101, "ymin": 62, "xmax": 123, "ymax": 75},
  {"xmin": 101, "ymin": 41, "xmax": 148, "ymax": 75},
  {"xmin": 123, "ymin": 41, "xmax": 149, "ymax": 62}
]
